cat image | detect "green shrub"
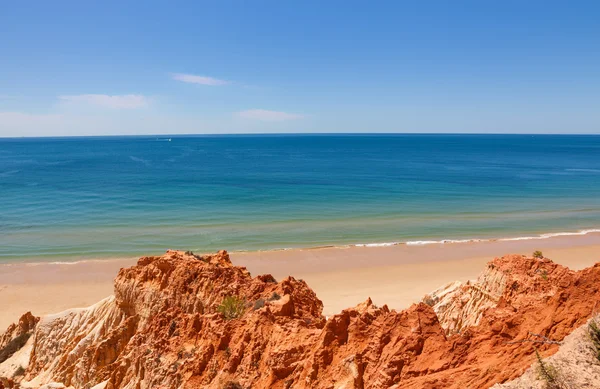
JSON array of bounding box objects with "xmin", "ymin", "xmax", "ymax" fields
[
  {"xmin": 535, "ymin": 349, "xmax": 558, "ymax": 387},
  {"xmin": 540, "ymin": 270, "xmax": 548, "ymax": 280},
  {"xmin": 533, "ymin": 250, "xmax": 544, "ymax": 259},
  {"xmin": 217, "ymin": 295, "xmax": 246, "ymax": 320},
  {"xmin": 589, "ymin": 319, "xmax": 600, "ymax": 361},
  {"xmin": 269, "ymin": 292, "xmax": 281, "ymax": 301},
  {"xmin": 535, "ymin": 349, "xmax": 569, "ymax": 389}
]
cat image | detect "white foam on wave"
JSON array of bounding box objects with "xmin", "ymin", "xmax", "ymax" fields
[
  {"xmin": 406, "ymin": 238, "xmax": 486, "ymax": 246},
  {"xmin": 47, "ymin": 261, "xmax": 85, "ymax": 265},
  {"xmin": 356, "ymin": 228, "xmax": 600, "ymax": 248},
  {"xmin": 405, "ymin": 240, "xmax": 440, "ymax": 246},
  {"xmin": 353, "ymin": 242, "xmax": 399, "ymax": 247},
  {"xmin": 499, "ymin": 228, "xmax": 600, "ymax": 242}
]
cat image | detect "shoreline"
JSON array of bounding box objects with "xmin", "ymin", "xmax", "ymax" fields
[
  {"xmin": 1, "ymin": 231, "xmax": 599, "ymax": 330},
  {"xmin": 2, "ymin": 227, "xmax": 600, "ymax": 266}
]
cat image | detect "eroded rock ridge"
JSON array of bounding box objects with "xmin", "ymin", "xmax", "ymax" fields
[{"xmin": 1, "ymin": 251, "xmax": 599, "ymax": 389}]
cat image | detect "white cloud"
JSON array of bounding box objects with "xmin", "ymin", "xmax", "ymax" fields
[
  {"xmin": 236, "ymin": 109, "xmax": 304, "ymax": 122},
  {"xmin": 171, "ymin": 73, "xmax": 230, "ymax": 86},
  {"xmin": 58, "ymin": 94, "xmax": 148, "ymax": 109}
]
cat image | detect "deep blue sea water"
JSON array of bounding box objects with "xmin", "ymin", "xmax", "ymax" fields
[{"xmin": 1, "ymin": 134, "xmax": 600, "ymax": 263}]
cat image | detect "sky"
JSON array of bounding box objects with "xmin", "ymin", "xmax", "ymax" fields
[{"xmin": 1, "ymin": 1, "xmax": 599, "ymax": 136}]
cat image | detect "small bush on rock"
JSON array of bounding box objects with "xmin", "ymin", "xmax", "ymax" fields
[
  {"xmin": 589, "ymin": 318, "xmax": 600, "ymax": 361},
  {"xmin": 217, "ymin": 296, "xmax": 246, "ymax": 320},
  {"xmin": 533, "ymin": 250, "xmax": 544, "ymax": 259},
  {"xmin": 535, "ymin": 349, "xmax": 567, "ymax": 389}
]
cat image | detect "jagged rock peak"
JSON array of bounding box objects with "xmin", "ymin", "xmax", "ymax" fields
[{"xmin": 424, "ymin": 254, "xmax": 576, "ymax": 334}]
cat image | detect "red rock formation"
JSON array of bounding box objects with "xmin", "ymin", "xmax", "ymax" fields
[
  {"xmin": 426, "ymin": 254, "xmax": 579, "ymax": 335},
  {"xmin": 1, "ymin": 251, "xmax": 599, "ymax": 389},
  {"xmin": 401, "ymin": 255, "xmax": 600, "ymax": 388}
]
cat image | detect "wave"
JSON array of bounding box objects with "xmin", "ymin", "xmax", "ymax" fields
[
  {"xmin": 353, "ymin": 242, "xmax": 399, "ymax": 247},
  {"xmin": 565, "ymin": 168, "xmax": 600, "ymax": 173},
  {"xmin": 405, "ymin": 238, "xmax": 486, "ymax": 246},
  {"xmin": 46, "ymin": 261, "xmax": 87, "ymax": 265},
  {"xmin": 498, "ymin": 229, "xmax": 600, "ymax": 242},
  {"xmin": 349, "ymin": 228, "xmax": 600, "ymax": 248}
]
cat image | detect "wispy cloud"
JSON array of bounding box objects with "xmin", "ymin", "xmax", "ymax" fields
[
  {"xmin": 58, "ymin": 94, "xmax": 148, "ymax": 109},
  {"xmin": 172, "ymin": 73, "xmax": 230, "ymax": 86},
  {"xmin": 236, "ymin": 109, "xmax": 304, "ymax": 122}
]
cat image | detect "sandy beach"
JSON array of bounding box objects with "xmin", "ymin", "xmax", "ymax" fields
[{"xmin": 1, "ymin": 232, "xmax": 599, "ymax": 330}]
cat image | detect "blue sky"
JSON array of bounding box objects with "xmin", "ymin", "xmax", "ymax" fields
[{"xmin": 1, "ymin": 1, "xmax": 599, "ymax": 136}]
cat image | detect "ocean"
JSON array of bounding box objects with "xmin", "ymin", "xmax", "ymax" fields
[{"xmin": 1, "ymin": 134, "xmax": 599, "ymax": 263}]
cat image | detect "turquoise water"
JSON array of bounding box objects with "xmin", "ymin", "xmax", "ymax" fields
[{"xmin": 1, "ymin": 134, "xmax": 600, "ymax": 263}]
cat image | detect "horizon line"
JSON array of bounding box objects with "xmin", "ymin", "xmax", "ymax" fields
[{"xmin": 1, "ymin": 132, "xmax": 600, "ymax": 139}]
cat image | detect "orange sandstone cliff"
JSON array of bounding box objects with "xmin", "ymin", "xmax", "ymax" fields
[{"xmin": 1, "ymin": 250, "xmax": 599, "ymax": 389}]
